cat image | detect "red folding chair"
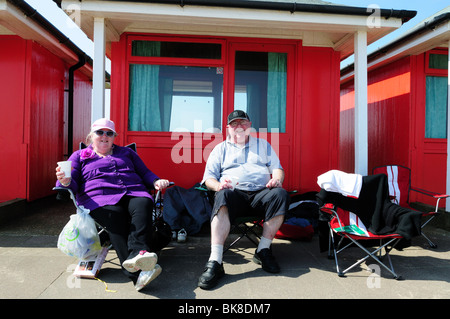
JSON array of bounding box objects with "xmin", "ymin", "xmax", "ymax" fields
[
  {"xmin": 317, "ymin": 171, "xmax": 424, "ymax": 280},
  {"xmin": 373, "ymin": 165, "xmax": 449, "ymax": 248},
  {"xmin": 320, "ymin": 203, "xmax": 403, "ymax": 280}
]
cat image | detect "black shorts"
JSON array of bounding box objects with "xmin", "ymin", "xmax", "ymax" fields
[{"xmin": 211, "ymin": 188, "xmax": 290, "ymax": 223}]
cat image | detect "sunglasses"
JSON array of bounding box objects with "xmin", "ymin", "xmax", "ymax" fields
[
  {"xmin": 229, "ymin": 120, "xmax": 250, "ymax": 128},
  {"xmin": 94, "ymin": 130, "xmax": 115, "ymax": 137}
]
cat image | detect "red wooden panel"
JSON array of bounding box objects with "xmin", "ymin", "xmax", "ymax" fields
[
  {"xmin": 366, "ymin": 57, "xmax": 411, "ymax": 170},
  {"xmin": 340, "ymin": 52, "xmax": 449, "ymax": 207},
  {"xmin": 72, "ymin": 71, "xmax": 93, "ymax": 150},
  {"xmin": 339, "ymin": 84, "xmax": 355, "ymax": 173},
  {"xmin": 300, "ymin": 47, "xmax": 340, "ymax": 190},
  {"xmin": 410, "ymin": 52, "xmax": 448, "ymax": 205},
  {"xmin": 28, "ymin": 42, "xmax": 66, "ymax": 201},
  {"xmin": 340, "ymin": 56, "xmax": 412, "ymax": 173},
  {"xmin": 0, "ymin": 36, "xmax": 28, "ymax": 202},
  {"xmin": 0, "ymin": 37, "xmax": 92, "ymax": 203}
]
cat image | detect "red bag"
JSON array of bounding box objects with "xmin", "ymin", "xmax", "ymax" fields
[{"xmin": 275, "ymin": 223, "xmax": 314, "ymax": 241}]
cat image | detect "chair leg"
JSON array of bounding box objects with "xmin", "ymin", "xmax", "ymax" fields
[
  {"xmin": 331, "ymin": 235, "xmax": 401, "ymax": 280},
  {"xmin": 327, "ymin": 226, "xmax": 344, "ymax": 276},
  {"xmin": 421, "ymin": 215, "xmax": 437, "ymax": 248},
  {"xmin": 421, "ymin": 231, "xmax": 437, "ymax": 249},
  {"xmin": 224, "ymin": 222, "xmax": 260, "ymax": 253}
]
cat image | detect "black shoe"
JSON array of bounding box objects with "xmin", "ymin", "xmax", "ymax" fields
[
  {"xmin": 253, "ymin": 248, "xmax": 281, "ymax": 273},
  {"xmin": 198, "ymin": 260, "xmax": 225, "ymax": 290}
]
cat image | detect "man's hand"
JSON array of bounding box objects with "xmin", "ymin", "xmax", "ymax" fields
[
  {"xmin": 266, "ymin": 168, "xmax": 285, "ymax": 188},
  {"xmin": 266, "ymin": 178, "xmax": 282, "ymax": 189},
  {"xmin": 206, "ymin": 178, "xmax": 233, "ymax": 192}
]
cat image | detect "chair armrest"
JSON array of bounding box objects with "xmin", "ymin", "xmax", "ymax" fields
[
  {"xmin": 410, "ymin": 186, "xmax": 448, "ymax": 198},
  {"xmin": 320, "ymin": 203, "xmax": 335, "ymax": 215},
  {"xmin": 410, "ymin": 186, "xmax": 449, "ymax": 212},
  {"xmin": 319, "ymin": 203, "xmax": 346, "ymax": 229},
  {"xmin": 53, "ymin": 187, "xmax": 78, "ymax": 207},
  {"xmin": 433, "ymin": 194, "xmax": 450, "ymax": 199},
  {"xmin": 153, "ymin": 181, "xmax": 174, "ymax": 202}
]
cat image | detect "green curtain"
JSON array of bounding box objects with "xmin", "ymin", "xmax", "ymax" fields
[
  {"xmin": 129, "ymin": 64, "xmax": 161, "ymax": 131},
  {"xmin": 129, "ymin": 42, "xmax": 168, "ymax": 131},
  {"xmin": 425, "ymin": 76, "xmax": 448, "ymax": 138},
  {"xmin": 267, "ymin": 52, "xmax": 287, "ymax": 133}
]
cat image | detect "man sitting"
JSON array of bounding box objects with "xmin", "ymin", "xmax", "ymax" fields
[{"xmin": 198, "ymin": 110, "xmax": 290, "ymax": 290}]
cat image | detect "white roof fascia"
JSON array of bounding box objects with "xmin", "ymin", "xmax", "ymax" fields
[{"xmin": 61, "ymin": 0, "xmax": 403, "ymax": 39}]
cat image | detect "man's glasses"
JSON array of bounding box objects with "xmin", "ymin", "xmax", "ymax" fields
[
  {"xmin": 94, "ymin": 130, "xmax": 115, "ymax": 137},
  {"xmin": 229, "ymin": 120, "xmax": 250, "ymax": 128}
]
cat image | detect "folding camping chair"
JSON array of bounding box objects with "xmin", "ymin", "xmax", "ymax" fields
[
  {"xmin": 373, "ymin": 165, "xmax": 449, "ymax": 248},
  {"xmin": 320, "ymin": 203, "xmax": 403, "ymax": 279},
  {"xmin": 317, "ymin": 172, "xmax": 407, "ymax": 280},
  {"xmin": 195, "ymin": 185, "xmax": 262, "ymax": 253},
  {"xmin": 225, "ymin": 216, "xmax": 262, "ymax": 253},
  {"xmin": 53, "ymin": 142, "xmax": 159, "ymax": 250}
]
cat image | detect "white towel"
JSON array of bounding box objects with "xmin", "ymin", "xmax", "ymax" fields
[{"xmin": 317, "ymin": 170, "xmax": 363, "ymax": 198}]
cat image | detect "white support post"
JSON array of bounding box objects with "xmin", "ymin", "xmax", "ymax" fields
[
  {"xmin": 446, "ymin": 41, "xmax": 450, "ymax": 211},
  {"xmin": 354, "ymin": 30, "xmax": 368, "ymax": 176},
  {"xmin": 92, "ymin": 17, "xmax": 106, "ymax": 122}
]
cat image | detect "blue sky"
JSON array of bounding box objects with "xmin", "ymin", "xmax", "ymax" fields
[
  {"xmin": 25, "ymin": 0, "xmax": 449, "ymax": 69},
  {"xmin": 333, "ymin": 0, "xmax": 449, "ymax": 66}
]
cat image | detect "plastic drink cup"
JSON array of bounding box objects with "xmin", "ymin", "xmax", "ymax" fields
[
  {"xmin": 229, "ymin": 176, "xmax": 239, "ymax": 190},
  {"xmin": 58, "ymin": 161, "xmax": 72, "ymax": 178}
]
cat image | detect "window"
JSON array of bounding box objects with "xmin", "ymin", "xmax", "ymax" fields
[
  {"xmin": 131, "ymin": 40, "xmax": 222, "ymax": 59},
  {"xmin": 127, "ymin": 37, "xmax": 292, "ymax": 134},
  {"xmin": 425, "ymin": 76, "xmax": 448, "ymax": 139},
  {"xmin": 429, "ymin": 53, "xmax": 448, "ymax": 70},
  {"xmin": 425, "ymin": 51, "xmax": 448, "ymax": 139},
  {"xmin": 129, "ymin": 64, "xmax": 223, "ymax": 132},
  {"xmin": 128, "ymin": 39, "xmax": 224, "ymax": 132},
  {"xmin": 234, "ymin": 51, "xmax": 287, "ymax": 133}
]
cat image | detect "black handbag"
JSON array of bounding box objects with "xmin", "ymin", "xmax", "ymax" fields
[
  {"xmin": 148, "ymin": 188, "xmax": 173, "ymax": 252},
  {"xmin": 149, "ymin": 216, "xmax": 172, "ymax": 252}
]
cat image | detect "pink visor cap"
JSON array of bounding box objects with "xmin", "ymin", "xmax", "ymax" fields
[{"xmin": 91, "ymin": 118, "xmax": 116, "ymax": 134}]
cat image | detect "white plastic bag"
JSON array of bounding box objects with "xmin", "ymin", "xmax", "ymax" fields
[{"xmin": 57, "ymin": 205, "xmax": 102, "ymax": 260}]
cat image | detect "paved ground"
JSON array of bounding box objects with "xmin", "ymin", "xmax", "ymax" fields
[{"xmin": 1, "ymin": 196, "xmax": 450, "ymax": 308}]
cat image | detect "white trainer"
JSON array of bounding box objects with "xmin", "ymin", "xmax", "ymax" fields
[
  {"xmin": 135, "ymin": 264, "xmax": 162, "ymax": 291},
  {"xmin": 177, "ymin": 228, "xmax": 187, "ymax": 243},
  {"xmin": 122, "ymin": 250, "xmax": 157, "ymax": 273}
]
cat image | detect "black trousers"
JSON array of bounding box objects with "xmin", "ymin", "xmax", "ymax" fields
[
  {"xmin": 90, "ymin": 196, "xmax": 154, "ymax": 282},
  {"xmin": 212, "ymin": 188, "xmax": 289, "ymax": 223}
]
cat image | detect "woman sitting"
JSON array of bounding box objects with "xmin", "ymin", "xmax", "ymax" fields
[{"xmin": 55, "ymin": 118, "xmax": 170, "ymax": 291}]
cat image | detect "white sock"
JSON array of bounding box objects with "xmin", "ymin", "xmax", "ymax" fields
[
  {"xmin": 209, "ymin": 244, "xmax": 223, "ymax": 264},
  {"xmin": 257, "ymin": 236, "xmax": 272, "ymax": 253}
]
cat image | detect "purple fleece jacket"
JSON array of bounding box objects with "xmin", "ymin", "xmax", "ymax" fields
[{"xmin": 55, "ymin": 144, "xmax": 159, "ymax": 211}]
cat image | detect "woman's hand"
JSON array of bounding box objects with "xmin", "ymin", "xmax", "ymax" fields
[
  {"xmin": 56, "ymin": 166, "xmax": 71, "ymax": 187},
  {"xmin": 154, "ymin": 179, "xmax": 170, "ymax": 190}
]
